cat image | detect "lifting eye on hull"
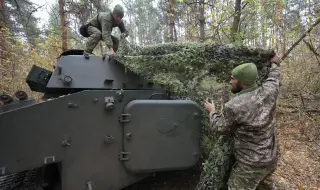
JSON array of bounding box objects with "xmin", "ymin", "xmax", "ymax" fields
[
  {"xmin": 14, "ymin": 91, "xmax": 28, "ymax": 100},
  {"xmin": 0, "ymin": 94, "xmax": 13, "ymax": 104}
]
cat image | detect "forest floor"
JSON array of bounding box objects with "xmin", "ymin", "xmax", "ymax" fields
[
  {"xmin": 271, "ymin": 111, "xmax": 320, "ymax": 190},
  {"xmin": 124, "ymin": 101, "xmax": 320, "ymax": 190}
]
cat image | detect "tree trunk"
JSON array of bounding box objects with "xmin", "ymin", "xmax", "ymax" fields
[
  {"xmin": 312, "ymin": 0, "xmax": 320, "ymax": 46},
  {"xmin": 59, "ymin": 0, "xmax": 68, "ymax": 52},
  {"xmin": 230, "ymin": 0, "xmax": 241, "ymax": 42},
  {"xmin": 185, "ymin": 8, "xmax": 189, "ymax": 41},
  {"xmin": 0, "ymin": 0, "xmax": 5, "ymax": 28},
  {"xmin": 0, "ymin": 0, "xmax": 6, "ymax": 74},
  {"xmin": 169, "ymin": 0, "xmax": 175, "ymax": 42},
  {"xmin": 199, "ymin": 0, "xmax": 205, "ymax": 42},
  {"xmin": 187, "ymin": 8, "xmax": 192, "ymax": 41},
  {"xmin": 275, "ymin": 0, "xmax": 285, "ymax": 55},
  {"xmin": 314, "ymin": 0, "xmax": 319, "ymax": 18}
]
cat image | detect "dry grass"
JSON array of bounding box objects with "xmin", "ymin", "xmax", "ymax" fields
[{"xmin": 272, "ymin": 110, "xmax": 320, "ymax": 190}]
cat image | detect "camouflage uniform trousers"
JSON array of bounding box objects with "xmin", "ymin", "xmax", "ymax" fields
[
  {"xmin": 84, "ymin": 26, "xmax": 120, "ymax": 54},
  {"xmin": 227, "ymin": 161, "xmax": 277, "ymax": 190}
]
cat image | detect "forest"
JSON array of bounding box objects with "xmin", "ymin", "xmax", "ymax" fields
[{"xmin": 0, "ymin": 0, "xmax": 319, "ymax": 189}]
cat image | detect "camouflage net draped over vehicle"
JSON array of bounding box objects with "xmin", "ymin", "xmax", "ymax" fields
[
  {"xmin": 115, "ymin": 39, "xmax": 274, "ymax": 99},
  {"xmin": 114, "ymin": 39, "xmax": 275, "ymax": 190}
]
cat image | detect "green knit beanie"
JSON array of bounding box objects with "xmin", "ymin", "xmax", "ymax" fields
[
  {"xmin": 231, "ymin": 63, "xmax": 258, "ymax": 86},
  {"xmin": 113, "ymin": 4, "xmax": 124, "ymax": 18}
]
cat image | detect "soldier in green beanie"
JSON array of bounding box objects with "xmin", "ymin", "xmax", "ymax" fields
[
  {"xmin": 204, "ymin": 55, "xmax": 281, "ymax": 189},
  {"xmin": 230, "ymin": 62, "xmax": 258, "ymax": 94},
  {"xmin": 80, "ymin": 4, "xmax": 129, "ymax": 59}
]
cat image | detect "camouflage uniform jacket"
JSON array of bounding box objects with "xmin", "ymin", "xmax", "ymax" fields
[
  {"xmin": 209, "ymin": 63, "xmax": 281, "ymax": 168},
  {"xmin": 87, "ymin": 12, "xmax": 129, "ymax": 49}
]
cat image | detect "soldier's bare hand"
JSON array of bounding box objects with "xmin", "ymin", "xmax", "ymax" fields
[
  {"xmin": 109, "ymin": 48, "xmax": 115, "ymax": 56},
  {"xmin": 204, "ymin": 98, "xmax": 215, "ymax": 113},
  {"xmin": 271, "ymin": 55, "xmax": 280, "ymax": 65}
]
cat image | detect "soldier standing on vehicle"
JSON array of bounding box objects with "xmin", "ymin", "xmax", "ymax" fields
[
  {"xmin": 204, "ymin": 54, "xmax": 281, "ymax": 189},
  {"xmin": 79, "ymin": 4, "xmax": 129, "ymax": 59}
]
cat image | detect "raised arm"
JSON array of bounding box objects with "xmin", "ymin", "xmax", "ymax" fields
[{"xmin": 261, "ymin": 55, "xmax": 281, "ymax": 96}]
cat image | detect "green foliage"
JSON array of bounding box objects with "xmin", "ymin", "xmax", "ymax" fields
[
  {"xmin": 122, "ymin": 0, "xmax": 163, "ymax": 45},
  {"xmin": 0, "ymin": 27, "xmax": 81, "ymax": 101},
  {"xmin": 4, "ymin": 0, "xmax": 41, "ymax": 45},
  {"xmin": 47, "ymin": 3, "xmax": 61, "ymax": 34}
]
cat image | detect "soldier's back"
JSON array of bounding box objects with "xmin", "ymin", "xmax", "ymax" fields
[{"xmin": 88, "ymin": 11, "xmax": 112, "ymax": 28}]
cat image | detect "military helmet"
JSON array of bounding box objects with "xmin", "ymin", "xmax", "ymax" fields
[{"xmin": 113, "ymin": 4, "xmax": 124, "ymax": 18}]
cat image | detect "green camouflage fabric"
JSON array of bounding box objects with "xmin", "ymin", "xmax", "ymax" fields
[
  {"xmin": 84, "ymin": 11, "xmax": 129, "ymax": 54},
  {"xmin": 227, "ymin": 161, "xmax": 277, "ymax": 190},
  {"xmin": 209, "ymin": 62, "xmax": 281, "ymax": 188}
]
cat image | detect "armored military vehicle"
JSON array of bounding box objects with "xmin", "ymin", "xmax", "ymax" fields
[{"xmin": 0, "ymin": 50, "xmax": 203, "ymax": 190}]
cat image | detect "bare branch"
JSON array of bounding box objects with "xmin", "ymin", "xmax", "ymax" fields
[
  {"xmin": 303, "ymin": 39, "xmax": 320, "ymax": 66},
  {"xmin": 281, "ymin": 17, "xmax": 320, "ymax": 61},
  {"xmin": 26, "ymin": 4, "xmax": 45, "ymax": 28}
]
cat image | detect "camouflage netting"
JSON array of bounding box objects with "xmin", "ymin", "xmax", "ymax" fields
[
  {"xmin": 115, "ymin": 39, "xmax": 274, "ymax": 100},
  {"xmin": 114, "ymin": 39, "xmax": 275, "ymax": 190}
]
